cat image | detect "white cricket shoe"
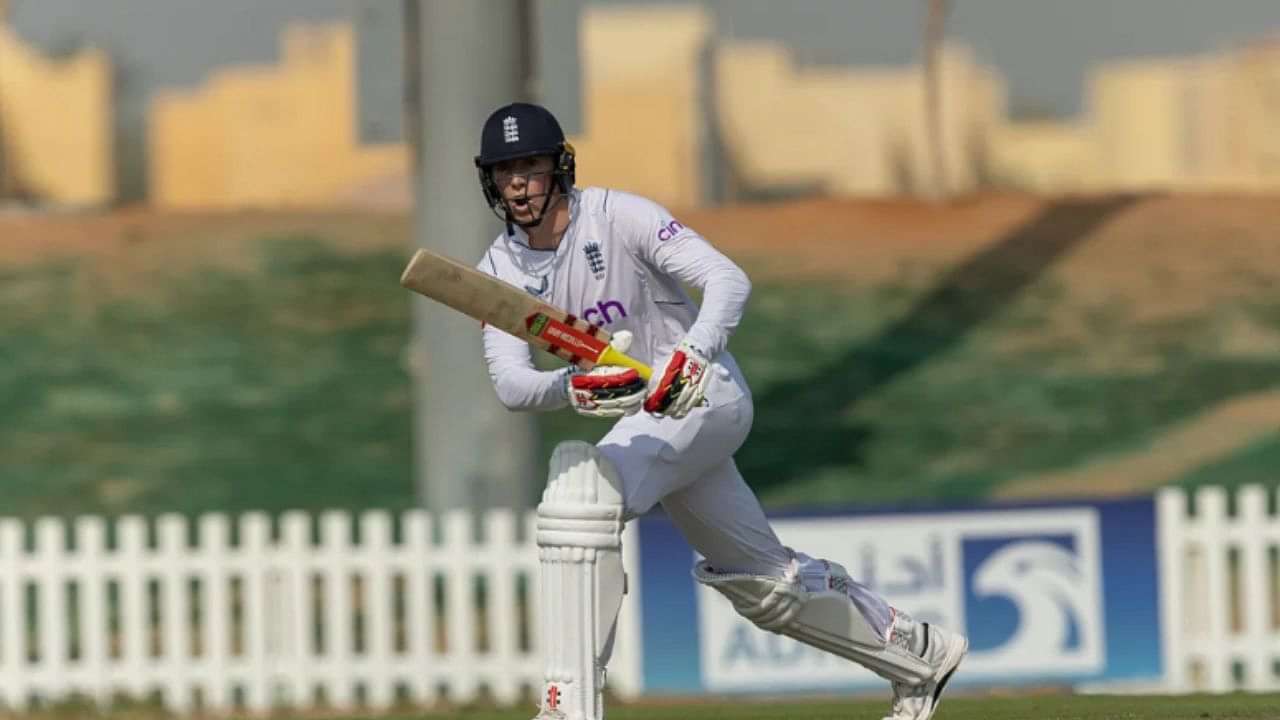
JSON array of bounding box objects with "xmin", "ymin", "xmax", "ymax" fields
[{"xmin": 882, "ymin": 621, "xmax": 968, "ymax": 720}]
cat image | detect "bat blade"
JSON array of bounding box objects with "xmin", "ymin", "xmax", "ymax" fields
[{"xmin": 400, "ymin": 248, "xmax": 652, "ymax": 380}]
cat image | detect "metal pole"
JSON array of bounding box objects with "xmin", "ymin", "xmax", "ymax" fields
[
  {"xmin": 408, "ymin": 0, "xmax": 540, "ymax": 514},
  {"xmin": 923, "ymin": 0, "xmax": 950, "ymax": 200},
  {"xmin": 0, "ymin": 0, "xmax": 10, "ymax": 200}
]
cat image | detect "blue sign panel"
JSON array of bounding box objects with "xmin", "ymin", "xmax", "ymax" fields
[{"xmin": 635, "ymin": 498, "xmax": 1161, "ymax": 694}]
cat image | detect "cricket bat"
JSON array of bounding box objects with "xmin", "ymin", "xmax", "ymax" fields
[{"xmin": 400, "ymin": 248, "xmax": 652, "ymax": 380}]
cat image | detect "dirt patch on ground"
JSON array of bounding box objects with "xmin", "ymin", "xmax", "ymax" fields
[
  {"xmin": 0, "ymin": 207, "xmax": 410, "ymax": 299},
  {"xmin": 0, "ymin": 207, "xmax": 409, "ymax": 263},
  {"xmin": 684, "ymin": 193, "xmax": 1046, "ymax": 281},
  {"xmin": 6, "ymin": 192, "xmax": 1273, "ymax": 286},
  {"xmin": 998, "ymin": 388, "xmax": 1280, "ymax": 499},
  {"xmin": 3, "ymin": 192, "xmax": 1277, "ymax": 337}
]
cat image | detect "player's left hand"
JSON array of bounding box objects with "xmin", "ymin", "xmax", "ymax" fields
[
  {"xmin": 569, "ymin": 367, "xmax": 647, "ymax": 418},
  {"xmin": 568, "ymin": 330, "xmax": 647, "ymax": 418},
  {"xmin": 644, "ymin": 338, "xmax": 711, "ymax": 418}
]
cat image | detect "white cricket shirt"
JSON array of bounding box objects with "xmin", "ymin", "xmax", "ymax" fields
[{"xmin": 477, "ymin": 187, "xmax": 751, "ymax": 411}]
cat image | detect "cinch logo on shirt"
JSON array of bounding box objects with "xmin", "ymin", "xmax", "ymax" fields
[
  {"xmin": 657, "ymin": 219, "xmax": 685, "ymax": 242},
  {"xmin": 583, "ymin": 299, "xmax": 627, "ymax": 326}
]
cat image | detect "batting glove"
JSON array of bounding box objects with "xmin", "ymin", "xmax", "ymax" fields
[
  {"xmin": 567, "ymin": 331, "xmax": 646, "ymax": 418},
  {"xmin": 644, "ymin": 338, "xmax": 711, "ymax": 418}
]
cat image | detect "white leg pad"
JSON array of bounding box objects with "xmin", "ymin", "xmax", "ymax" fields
[
  {"xmin": 694, "ymin": 557, "xmax": 932, "ymax": 685},
  {"xmin": 535, "ymin": 441, "xmax": 627, "ymax": 720}
]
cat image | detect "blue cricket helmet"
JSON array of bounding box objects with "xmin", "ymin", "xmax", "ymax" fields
[{"xmin": 474, "ymin": 102, "xmax": 576, "ymax": 224}]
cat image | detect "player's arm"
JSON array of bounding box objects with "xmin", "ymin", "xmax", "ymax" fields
[
  {"xmin": 473, "ymin": 261, "xmax": 644, "ymax": 417},
  {"xmin": 471, "ymin": 253, "xmax": 573, "ymax": 412},
  {"xmin": 482, "ymin": 322, "xmax": 573, "ymax": 412},
  {"xmin": 617, "ymin": 195, "xmax": 751, "ymax": 416},
  {"xmin": 647, "ymin": 227, "xmax": 750, "ymax": 359},
  {"xmin": 484, "ymin": 324, "xmax": 646, "ymax": 417}
]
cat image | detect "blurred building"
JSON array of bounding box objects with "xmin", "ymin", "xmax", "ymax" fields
[
  {"xmin": 148, "ymin": 23, "xmax": 406, "ymax": 208},
  {"xmin": 574, "ymin": 11, "xmax": 1278, "ymax": 200},
  {"xmin": 714, "ymin": 41, "xmax": 1005, "ymax": 198},
  {"xmin": 987, "ymin": 121, "xmax": 1100, "ymax": 192},
  {"xmin": 0, "ymin": 22, "xmax": 113, "ymax": 206},
  {"xmin": 566, "ymin": 5, "xmax": 711, "ymax": 209},
  {"xmin": 3, "ymin": 6, "xmax": 1277, "ymax": 208},
  {"xmin": 144, "ymin": 6, "xmax": 1008, "ymax": 208},
  {"xmin": 1098, "ymin": 38, "xmax": 1280, "ymax": 191},
  {"xmin": 994, "ymin": 36, "xmax": 1280, "ymax": 193}
]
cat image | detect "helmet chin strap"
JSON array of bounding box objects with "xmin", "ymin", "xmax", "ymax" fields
[{"xmin": 506, "ymin": 186, "xmax": 565, "ymax": 232}]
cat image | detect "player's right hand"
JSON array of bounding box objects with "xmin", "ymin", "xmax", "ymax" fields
[{"xmin": 643, "ymin": 338, "xmax": 711, "ymax": 418}]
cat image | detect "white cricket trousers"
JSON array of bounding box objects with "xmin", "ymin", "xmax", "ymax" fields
[
  {"xmin": 594, "ymin": 355, "xmax": 896, "ymax": 643},
  {"xmin": 596, "ymin": 357, "xmax": 789, "ymax": 577}
]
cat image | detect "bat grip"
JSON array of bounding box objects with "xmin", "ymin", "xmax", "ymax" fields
[{"xmin": 597, "ymin": 346, "xmax": 652, "ymax": 382}]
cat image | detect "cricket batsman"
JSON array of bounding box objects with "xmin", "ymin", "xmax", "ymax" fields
[{"xmin": 472, "ymin": 102, "xmax": 968, "ymax": 720}]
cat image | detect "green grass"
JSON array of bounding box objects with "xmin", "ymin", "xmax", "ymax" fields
[
  {"xmin": 16, "ymin": 694, "xmax": 1280, "ymax": 720},
  {"xmin": 730, "ymin": 276, "xmax": 1280, "ymax": 508},
  {"xmin": 0, "ymin": 238, "xmax": 414, "ymax": 517},
  {"xmin": 4, "ymin": 232, "xmax": 1280, "ymax": 517},
  {"xmin": 332, "ymin": 694, "xmax": 1280, "ymax": 720}
]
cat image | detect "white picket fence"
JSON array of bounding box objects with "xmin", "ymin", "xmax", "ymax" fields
[
  {"xmin": 0, "ymin": 509, "xmax": 642, "ymax": 714},
  {"xmin": 1158, "ymin": 484, "xmax": 1280, "ymax": 694},
  {"xmin": 0, "ymin": 486, "xmax": 1276, "ymax": 713}
]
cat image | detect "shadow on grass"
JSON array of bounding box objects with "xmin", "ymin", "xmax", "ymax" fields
[{"xmin": 737, "ymin": 195, "xmax": 1148, "ymax": 492}]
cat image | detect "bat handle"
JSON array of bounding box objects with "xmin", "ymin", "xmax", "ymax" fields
[{"xmin": 597, "ymin": 346, "xmax": 652, "ymax": 382}]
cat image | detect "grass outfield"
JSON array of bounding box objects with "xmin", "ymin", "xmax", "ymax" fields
[{"xmin": 412, "ymin": 694, "xmax": 1280, "ymax": 720}]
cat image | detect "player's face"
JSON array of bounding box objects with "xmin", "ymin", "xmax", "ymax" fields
[{"xmin": 493, "ymin": 155, "xmax": 556, "ymax": 223}]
